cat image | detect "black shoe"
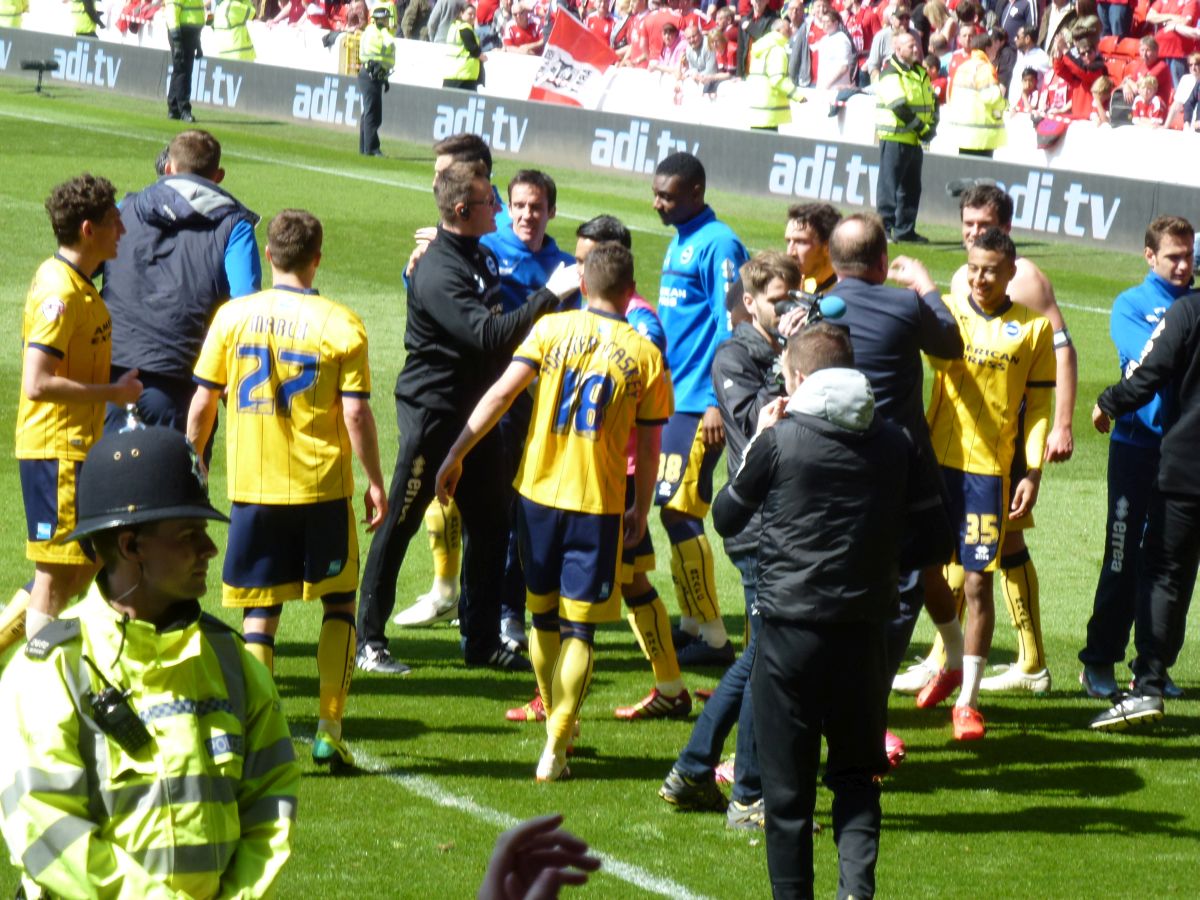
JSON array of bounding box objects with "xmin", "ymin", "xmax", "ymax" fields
[
  {"xmin": 181, "ymin": 112, "xmax": 196, "ymax": 123},
  {"xmin": 1090, "ymin": 692, "xmax": 1165, "ymax": 732},
  {"xmin": 671, "ymin": 626, "xmax": 697, "ymax": 650},
  {"xmin": 893, "ymin": 231, "xmax": 930, "ymax": 244},
  {"xmin": 466, "ymin": 647, "xmax": 532, "ymax": 672},
  {"xmin": 168, "ymin": 111, "xmax": 181, "ymax": 120},
  {"xmin": 676, "ymin": 637, "xmax": 736, "ymax": 668}
]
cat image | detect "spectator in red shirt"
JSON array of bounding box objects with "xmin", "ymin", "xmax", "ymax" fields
[
  {"xmin": 710, "ymin": 22, "xmax": 737, "ymax": 72},
  {"xmin": 1147, "ymin": 0, "xmax": 1199, "ymax": 86},
  {"xmin": 1009, "ymin": 65, "xmax": 1042, "ymax": 112},
  {"xmin": 641, "ymin": 0, "xmax": 684, "ymax": 65},
  {"xmin": 585, "ymin": 0, "xmax": 615, "ymax": 43},
  {"xmin": 1122, "ymin": 35, "xmax": 1174, "ymax": 106},
  {"xmin": 1132, "ymin": 73, "xmax": 1169, "ymax": 121},
  {"xmin": 503, "ymin": 1, "xmax": 544, "ymax": 52},
  {"xmin": 926, "ymin": 51, "xmax": 949, "ymax": 101},
  {"xmin": 618, "ymin": 0, "xmax": 652, "ymax": 65},
  {"xmin": 1051, "ymin": 31, "xmax": 1105, "ymax": 117}
]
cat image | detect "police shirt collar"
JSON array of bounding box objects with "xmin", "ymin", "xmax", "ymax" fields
[
  {"xmin": 967, "ymin": 295, "xmax": 1013, "ymax": 320},
  {"xmin": 95, "ymin": 571, "xmax": 204, "ymax": 633}
]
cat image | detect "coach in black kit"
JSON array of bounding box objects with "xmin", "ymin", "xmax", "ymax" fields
[
  {"xmin": 712, "ymin": 323, "xmax": 950, "ymax": 900},
  {"xmin": 356, "ymin": 160, "xmax": 579, "ymax": 674},
  {"xmin": 1091, "ymin": 288, "xmax": 1200, "ymax": 732}
]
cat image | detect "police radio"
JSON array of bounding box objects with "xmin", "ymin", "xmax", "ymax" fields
[{"xmin": 81, "ymin": 652, "xmax": 152, "ymax": 755}]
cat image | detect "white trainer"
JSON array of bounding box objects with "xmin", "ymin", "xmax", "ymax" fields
[
  {"xmin": 392, "ymin": 589, "xmax": 457, "ymax": 627},
  {"xmin": 535, "ymin": 748, "xmax": 570, "ymax": 783},
  {"xmin": 892, "ymin": 659, "xmax": 936, "ymax": 694},
  {"xmin": 979, "ymin": 664, "xmax": 1052, "ymax": 694}
]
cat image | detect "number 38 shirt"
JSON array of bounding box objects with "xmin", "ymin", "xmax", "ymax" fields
[
  {"xmin": 925, "ymin": 292, "xmax": 1056, "ymax": 478},
  {"xmin": 193, "ymin": 286, "xmax": 370, "ymax": 504},
  {"xmin": 513, "ymin": 308, "xmax": 674, "ymax": 516}
]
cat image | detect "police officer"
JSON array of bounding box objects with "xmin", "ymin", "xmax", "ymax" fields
[
  {"xmin": 165, "ymin": 0, "xmax": 206, "ymax": 121},
  {"xmin": 359, "ymin": 4, "xmax": 396, "ymax": 157},
  {"xmin": 213, "ymin": 0, "xmax": 257, "ymax": 62},
  {"xmin": 0, "ymin": 426, "xmax": 300, "ymax": 897},
  {"xmin": 875, "ymin": 31, "xmax": 937, "ymax": 243},
  {"xmin": 747, "ymin": 18, "xmax": 799, "ymax": 131}
]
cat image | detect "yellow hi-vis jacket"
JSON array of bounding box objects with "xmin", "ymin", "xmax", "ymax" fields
[
  {"xmin": 164, "ymin": 0, "xmax": 205, "ymax": 30},
  {"xmin": 70, "ymin": 0, "xmax": 98, "ymax": 35},
  {"xmin": 945, "ymin": 50, "xmax": 1007, "ymax": 151},
  {"xmin": 0, "ymin": 0, "xmax": 28, "ymax": 29},
  {"xmin": 747, "ymin": 29, "xmax": 798, "ymax": 129},
  {"xmin": 876, "ymin": 55, "xmax": 938, "ymax": 145},
  {"xmin": 359, "ymin": 20, "xmax": 397, "ymax": 71},
  {"xmin": 213, "ymin": 0, "xmax": 256, "ymax": 61},
  {"xmin": 445, "ymin": 18, "xmax": 480, "ymax": 82},
  {"xmin": 0, "ymin": 584, "xmax": 299, "ymax": 900}
]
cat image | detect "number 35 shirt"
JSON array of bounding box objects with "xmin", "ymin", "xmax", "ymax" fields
[
  {"xmin": 513, "ymin": 308, "xmax": 674, "ymax": 516},
  {"xmin": 193, "ymin": 285, "xmax": 370, "ymax": 504},
  {"xmin": 925, "ymin": 292, "xmax": 1055, "ymax": 478}
]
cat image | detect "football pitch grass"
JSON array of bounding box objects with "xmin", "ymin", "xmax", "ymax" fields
[{"xmin": 1, "ymin": 76, "xmax": 1198, "ymax": 897}]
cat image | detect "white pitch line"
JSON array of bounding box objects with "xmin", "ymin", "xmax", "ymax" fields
[
  {"xmin": 1057, "ymin": 300, "xmax": 1110, "ymax": 316},
  {"xmin": 295, "ymin": 736, "xmax": 717, "ymax": 900},
  {"xmin": 0, "ymin": 107, "xmax": 661, "ymax": 233}
]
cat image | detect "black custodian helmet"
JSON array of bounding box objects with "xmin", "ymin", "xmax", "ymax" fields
[{"xmin": 64, "ymin": 426, "xmax": 228, "ymax": 541}]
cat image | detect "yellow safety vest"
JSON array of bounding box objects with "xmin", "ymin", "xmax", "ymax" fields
[
  {"xmin": 746, "ymin": 30, "xmax": 797, "ymax": 129},
  {"xmin": 359, "ymin": 21, "xmax": 396, "ymax": 70},
  {"xmin": 0, "ymin": 0, "xmax": 27, "ymax": 29},
  {"xmin": 164, "ymin": 0, "xmax": 206, "ymax": 30},
  {"xmin": 213, "ymin": 0, "xmax": 256, "ymax": 61},
  {"xmin": 876, "ymin": 56, "xmax": 938, "ymax": 145},
  {"xmin": 945, "ymin": 51, "xmax": 1007, "ymax": 150},
  {"xmin": 445, "ymin": 19, "xmax": 480, "ymax": 82},
  {"xmin": 71, "ymin": 0, "xmax": 97, "ymax": 35}
]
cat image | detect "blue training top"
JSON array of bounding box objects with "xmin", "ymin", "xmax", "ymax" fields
[
  {"xmin": 656, "ymin": 206, "xmax": 748, "ymax": 414},
  {"xmin": 1110, "ymin": 270, "xmax": 1193, "ymax": 448}
]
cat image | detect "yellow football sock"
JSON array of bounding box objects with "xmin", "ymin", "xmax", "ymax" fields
[
  {"xmin": 929, "ymin": 563, "xmax": 966, "ymax": 668},
  {"xmin": 1000, "ymin": 550, "xmax": 1045, "ymax": 672},
  {"xmin": 547, "ymin": 635, "xmax": 593, "ymax": 753},
  {"xmin": 317, "ymin": 614, "xmax": 356, "ymax": 725},
  {"xmin": 670, "ymin": 534, "xmax": 721, "ymax": 623},
  {"xmin": 245, "ymin": 640, "xmax": 275, "ymax": 673},
  {"xmin": 0, "ymin": 588, "xmax": 31, "ymax": 655},
  {"xmin": 626, "ymin": 593, "xmax": 682, "ymax": 688},
  {"xmin": 529, "ymin": 601, "xmax": 561, "ymax": 714},
  {"xmin": 424, "ymin": 499, "xmax": 462, "ymax": 584}
]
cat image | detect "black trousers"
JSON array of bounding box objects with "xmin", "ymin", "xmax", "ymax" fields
[
  {"xmin": 876, "ymin": 140, "xmax": 923, "ymax": 240},
  {"xmin": 1132, "ymin": 488, "xmax": 1200, "ymax": 696},
  {"xmin": 753, "ymin": 617, "xmax": 888, "ymax": 900},
  {"xmin": 1080, "ymin": 440, "xmax": 1167, "ymax": 667},
  {"xmin": 358, "ymin": 70, "xmax": 383, "ymax": 155},
  {"xmin": 167, "ymin": 26, "xmax": 202, "ymax": 117},
  {"xmin": 357, "ymin": 399, "xmax": 509, "ymax": 662}
]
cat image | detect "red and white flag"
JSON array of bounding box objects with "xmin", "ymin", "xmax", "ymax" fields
[{"xmin": 529, "ymin": 9, "xmax": 617, "ymax": 109}]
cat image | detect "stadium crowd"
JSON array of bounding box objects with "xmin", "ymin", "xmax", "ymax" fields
[
  {"xmin": 2, "ymin": 118, "xmax": 1197, "ymax": 897},
  {"xmin": 32, "ymin": 0, "xmax": 1200, "ymax": 137}
]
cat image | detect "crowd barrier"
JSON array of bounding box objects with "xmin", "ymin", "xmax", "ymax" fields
[{"xmin": 3, "ymin": 24, "xmax": 1196, "ymax": 251}]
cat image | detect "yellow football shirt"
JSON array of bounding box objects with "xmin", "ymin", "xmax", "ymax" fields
[
  {"xmin": 926, "ymin": 292, "xmax": 1056, "ymax": 477},
  {"xmin": 193, "ymin": 286, "xmax": 371, "ymax": 504},
  {"xmin": 514, "ymin": 308, "xmax": 674, "ymax": 516},
  {"xmin": 16, "ymin": 256, "xmax": 112, "ymax": 462}
]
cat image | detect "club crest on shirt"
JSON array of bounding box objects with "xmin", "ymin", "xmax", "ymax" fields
[
  {"xmin": 41, "ymin": 297, "xmax": 66, "ymax": 321},
  {"xmin": 679, "ymin": 245, "xmax": 695, "ymax": 265},
  {"xmin": 1003, "ymin": 321, "xmax": 1021, "ymax": 339},
  {"xmin": 485, "ymin": 257, "xmax": 498, "ymax": 276}
]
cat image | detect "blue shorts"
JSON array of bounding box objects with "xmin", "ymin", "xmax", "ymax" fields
[
  {"xmin": 222, "ymin": 498, "xmax": 358, "ymax": 607},
  {"xmin": 19, "ymin": 459, "xmax": 93, "ymax": 565},
  {"xmin": 517, "ymin": 496, "xmax": 621, "ymax": 623},
  {"xmin": 621, "ymin": 475, "xmax": 655, "ymax": 582},
  {"xmin": 654, "ymin": 412, "xmax": 721, "ymax": 518},
  {"xmin": 940, "ymin": 467, "xmax": 1006, "ymax": 573}
]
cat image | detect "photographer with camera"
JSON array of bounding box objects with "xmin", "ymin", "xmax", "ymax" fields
[
  {"xmin": 0, "ymin": 426, "xmax": 299, "ymax": 898},
  {"xmin": 359, "ymin": 5, "xmax": 397, "ymax": 157}
]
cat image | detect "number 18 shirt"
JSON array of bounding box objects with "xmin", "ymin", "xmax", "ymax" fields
[
  {"xmin": 193, "ymin": 286, "xmax": 371, "ymax": 504},
  {"xmin": 513, "ymin": 308, "xmax": 674, "ymax": 516}
]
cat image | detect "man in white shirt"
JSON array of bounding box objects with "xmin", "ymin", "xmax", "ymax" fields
[{"xmin": 1010, "ymin": 24, "xmax": 1051, "ymax": 96}]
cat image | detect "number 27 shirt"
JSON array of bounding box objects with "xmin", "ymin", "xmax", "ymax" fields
[{"xmin": 193, "ymin": 286, "xmax": 371, "ymax": 504}]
